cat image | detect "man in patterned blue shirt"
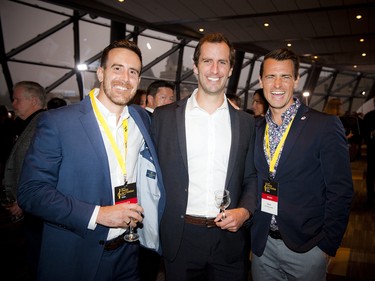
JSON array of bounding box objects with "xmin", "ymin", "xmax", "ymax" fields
[{"xmin": 251, "ymin": 48, "xmax": 353, "ymax": 281}]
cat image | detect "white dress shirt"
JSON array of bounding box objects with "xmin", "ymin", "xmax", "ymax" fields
[{"xmin": 185, "ymin": 89, "xmax": 232, "ymax": 218}]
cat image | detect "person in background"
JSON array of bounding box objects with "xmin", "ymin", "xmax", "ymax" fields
[
  {"xmin": 130, "ymin": 89, "xmax": 147, "ymax": 108},
  {"xmin": 2, "ymin": 81, "xmax": 46, "ymax": 280},
  {"xmin": 251, "ymin": 88, "xmax": 268, "ymax": 118},
  {"xmin": 17, "ymin": 39, "xmax": 165, "ymax": 281},
  {"xmin": 47, "ymin": 97, "xmax": 67, "ymax": 110},
  {"xmin": 251, "ymin": 48, "xmax": 353, "ymax": 281},
  {"xmin": 152, "ymin": 32, "xmax": 257, "ymax": 281},
  {"xmin": 145, "ymin": 80, "xmax": 175, "ymax": 116},
  {"xmin": 139, "ymin": 80, "xmax": 174, "ymax": 281},
  {"xmin": 363, "ymin": 97, "xmax": 375, "ymax": 205},
  {"xmin": 226, "ymin": 93, "xmax": 241, "ymax": 110}
]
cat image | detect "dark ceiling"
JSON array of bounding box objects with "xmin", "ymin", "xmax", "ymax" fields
[{"xmin": 43, "ymin": 0, "xmax": 375, "ymax": 75}]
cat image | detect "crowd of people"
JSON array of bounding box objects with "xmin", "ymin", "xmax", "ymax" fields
[{"xmin": 1, "ymin": 31, "xmax": 374, "ymax": 281}]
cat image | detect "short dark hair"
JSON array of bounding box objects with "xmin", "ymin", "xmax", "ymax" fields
[
  {"xmin": 47, "ymin": 97, "xmax": 67, "ymax": 110},
  {"xmin": 260, "ymin": 48, "xmax": 300, "ymax": 80},
  {"xmin": 13, "ymin": 81, "xmax": 46, "ymax": 108},
  {"xmin": 146, "ymin": 80, "xmax": 175, "ymax": 98},
  {"xmin": 193, "ymin": 32, "xmax": 235, "ymax": 68},
  {"xmin": 100, "ymin": 39, "xmax": 142, "ymax": 68}
]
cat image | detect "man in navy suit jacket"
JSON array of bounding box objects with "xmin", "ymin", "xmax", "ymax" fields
[
  {"xmin": 152, "ymin": 33, "xmax": 257, "ymax": 281},
  {"xmin": 251, "ymin": 48, "xmax": 353, "ymax": 281},
  {"xmin": 17, "ymin": 39, "xmax": 165, "ymax": 281}
]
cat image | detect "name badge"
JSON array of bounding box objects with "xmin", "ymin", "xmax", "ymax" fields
[
  {"xmin": 114, "ymin": 182, "xmax": 137, "ymax": 205},
  {"xmin": 261, "ymin": 180, "xmax": 278, "ymax": 215}
]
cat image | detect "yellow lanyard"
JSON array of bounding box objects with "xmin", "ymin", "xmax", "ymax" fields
[
  {"xmin": 89, "ymin": 90, "xmax": 128, "ymax": 181},
  {"xmin": 265, "ymin": 117, "xmax": 295, "ymax": 174}
]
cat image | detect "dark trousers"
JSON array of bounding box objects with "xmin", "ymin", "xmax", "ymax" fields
[
  {"xmin": 139, "ymin": 246, "xmax": 162, "ymax": 281},
  {"xmin": 94, "ymin": 243, "xmax": 139, "ymax": 281},
  {"xmin": 164, "ymin": 223, "xmax": 249, "ymax": 281}
]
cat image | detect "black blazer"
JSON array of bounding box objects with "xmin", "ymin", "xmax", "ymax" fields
[
  {"xmin": 251, "ymin": 103, "xmax": 353, "ymax": 257},
  {"xmin": 152, "ymin": 96, "xmax": 257, "ymax": 262}
]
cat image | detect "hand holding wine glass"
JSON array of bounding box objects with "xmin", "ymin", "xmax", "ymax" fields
[
  {"xmin": 0, "ymin": 188, "xmax": 24, "ymax": 223},
  {"xmin": 214, "ymin": 189, "xmax": 231, "ymax": 220}
]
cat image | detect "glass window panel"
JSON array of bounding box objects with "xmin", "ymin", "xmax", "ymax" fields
[
  {"xmin": 331, "ymin": 73, "xmax": 356, "ymax": 96},
  {"xmin": 356, "ymin": 78, "xmax": 374, "ymax": 100},
  {"xmin": 50, "ymin": 76, "xmax": 81, "ymax": 104},
  {"xmin": 310, "ymin": 95, "xmax": 325, "ymax": 112},
  {"xmin": 80, "ymin": 21, "xmax": 110, "ymax": 62},
  {"xmin": 1, "ymin": 1, "xmax": 69, "ymax": 52},
  {"xmin": 250, "ymin": 59, "xmax": 262, "ymax": 89},
  {"xmin": 182, "ymin": 45, "xmax": 196, "ymax": 79},
  {"xmin": 351, "ymin": 98, "xmax": 366, "ymax": 114},
  {"xmin": 81, "ymin": 71, "xmax": 100, "ymax": 96},
  {"xmin": 13, "ymin": 26, "xmax": 75, "ymax": 68},
  {"xmin": 138, "ymin": 35, "xmax": 175, "ymax": 77},
  {"xmin": 314, "ymin": 69, "xmax": 335, "ymax": 94},
  {"xmin": 0, "ymin": 65, "xmax": 11, "ymax": 108},
  {"xmin": 238, "ymin": 63, "xmax": 250, "ymax": 90}
]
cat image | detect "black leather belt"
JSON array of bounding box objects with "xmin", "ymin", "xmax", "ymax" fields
[
  {"xmin": 269, "ymin": 229, "xmax": 283, "ymax": 240},
  {"xmin": 104, "ymin": 232, "xmax": 127, "ymax": 251},
  {"xmin": 185, "ymin": 215, "xmax": 217, "ymax": 228}
]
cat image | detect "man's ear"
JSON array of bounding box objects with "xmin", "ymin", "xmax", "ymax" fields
[{"xmin": 97, "ymin": 67, "xmax": 103, "ymax": 83}]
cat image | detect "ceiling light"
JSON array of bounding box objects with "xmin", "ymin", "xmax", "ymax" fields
[
  {"xmin": 302, "ymin": 91, "xmax": 310, "ymax": 97},
  {"xmin": 360, "ymin": 38, "xmax": 365, "ymax": 42},
  {"xmin": 199, "ymin": 28, "xmax": 204, "ymax": 32},
  {"xmin": 362, "ymin": 91, "xmax": 366, "ymax": 96},
  {"xmin": 356, "ymin": 15, "xmax": 362, "ymax": 20},
  {"xmin": 313, "ymin": 56, "xmax": 318, "ymax": 59},
  {"xmin": 264, "ymin": 23, "xmax": 270, "ymax": 27},
  {"xmin": 287, "ymin": 43, "xmax": 292, "ymax": 47},
  {"xmin": 77, "ymin": 63, "xmax": 87, "ymax": 71},
  {"xmin": 147, "ymin": 43, "xmax": 151, "ymax": 50},
  {"xmin": 118, "ymin": 0, "xmax": 125, "ymax": 2},
  {"xmin": 362, "ymin": 53, "xmax": 367, "ymax": 57},
  {"xmin": 353, "ymin": 65, "xmax": 357, "ymax": 68}
]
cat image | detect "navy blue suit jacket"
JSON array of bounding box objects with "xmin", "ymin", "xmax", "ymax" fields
[
  {"xmin": 251, "ymin": 103, "xmax": 353, "ymax": 257},
  {"xmin": 17, "ymin": 96, "xmax": 165, "ymax": 281},
  {"xmin": 152, "ymin": 96, "xmax": 258, "ymax": 262}
]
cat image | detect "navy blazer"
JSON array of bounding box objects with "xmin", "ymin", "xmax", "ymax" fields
[
  {"xmin": 251, "ymin": 103, "xmax": 353, "ymax": 257},
  {"xmin": 152, "ymin": 96, "xmax": 258, "ymax": 262},
  {"xmin": 17, "ymin": 96, "xmax": 165, "ymax": 281}
]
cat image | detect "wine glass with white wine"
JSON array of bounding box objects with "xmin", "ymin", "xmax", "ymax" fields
[{"xmin": 214, "ymin": 189, "xmax": 231, "ymax": 219}]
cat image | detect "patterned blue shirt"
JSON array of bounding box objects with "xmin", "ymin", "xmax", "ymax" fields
[{"xmin": 264, "ymin": 98, "xmax": 301, "ymax": 179}]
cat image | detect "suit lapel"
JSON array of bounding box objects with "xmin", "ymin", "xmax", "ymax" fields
[
  {"xmin": 276, "ymin": 104, "xmax": 310, "ymax": 173},
  {"xmin": 255, "ymin": 117, "xmax": 269, "ymax": 176},
  {"xmin": 175, "ymin": 99, "xmax": 189, "ymax": 171},
  {"xmin": 79, "ymin": 98, "xmax": 111, "ymax": 190},
  {"xmin": 225, "ymin": 106, "xmax": 239, "ymax": 188}
]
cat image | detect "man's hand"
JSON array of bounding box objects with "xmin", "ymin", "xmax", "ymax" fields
[
  {"xmin": 214, "ymin": 207, "xmax": 250, "ymax": 232},
  {"xmin": 97, "ymin": 203, "xmax": 143, "ymax": 228}
]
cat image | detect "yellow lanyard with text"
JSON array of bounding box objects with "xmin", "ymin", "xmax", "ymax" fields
[
  {"xmin": 265, "ymin": 117, "xmax": 295, "ymax": 174},
  {"xmin": 89, "ymin": 90, "xmax": 128, "ymax": 181}
]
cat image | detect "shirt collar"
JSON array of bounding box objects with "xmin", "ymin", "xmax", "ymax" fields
[
  {"xmin": 187, "ymin": 89, "xmax": 229, "ymax": 113},
  {"xmin": 265, "ymin": 98, "xmax": 301, "ymax": 126}
]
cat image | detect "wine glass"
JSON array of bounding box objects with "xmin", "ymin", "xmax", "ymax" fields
[
  {"xmin": 124, "ymin": 214, "xmax": 139, "ymax": 242},
  {"xmin": 0, "ymin": 188, "xmax": 24, "ymax": 223},
  {"xmin": 214, "ymin": 189, "xmax": 231, "ymax": 219}
]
